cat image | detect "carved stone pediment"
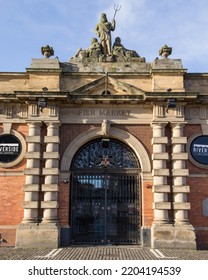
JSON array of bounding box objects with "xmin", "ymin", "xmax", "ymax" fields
[{"xmin": 70, "ymin": 76, "xmax": 145, "ymax": 96}]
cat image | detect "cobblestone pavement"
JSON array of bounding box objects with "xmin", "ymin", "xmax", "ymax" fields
[{"xmin": 0, "ymin": 246, "xmax": 208, "ymax": 260}]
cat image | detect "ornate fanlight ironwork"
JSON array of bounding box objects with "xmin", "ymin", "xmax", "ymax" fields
[{"xmin": 72, "ymin": 138, "xmax": 139, "ymax": 169}]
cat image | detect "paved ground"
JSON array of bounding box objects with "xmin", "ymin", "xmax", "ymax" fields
[{"xmin": 0, "ymin": 246, "xmax": 208, "ymax": 260}]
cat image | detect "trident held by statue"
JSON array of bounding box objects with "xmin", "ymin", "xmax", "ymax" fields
[{"xmin": 113, "ymin": 4, "xmax": 122, "ymax": 20}]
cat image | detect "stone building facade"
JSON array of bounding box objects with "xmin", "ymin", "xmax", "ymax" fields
[{"xmin": 0, "ymin": 53, "xmax": 208, "ymax": 249}]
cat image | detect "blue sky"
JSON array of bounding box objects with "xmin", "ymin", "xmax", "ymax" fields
[{"xmin": 0, "ymin": 0, "xmax": 208, "ymax": 73}]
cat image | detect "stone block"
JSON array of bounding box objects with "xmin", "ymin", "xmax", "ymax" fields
[
  {"xmin": 22, "ymin": 201, "xmax": 39, "ymax": 209},
  {"xmin": 42, "ymin": 184, "xmax": 59, "ymax": 192},
  {"xmin": 29, "ymin": 58, "xmax": 60, "ymax": 69},
  {"xmin": 171, "ymin": 137, "xmax": 187, "ymax": 144},
  {"xmin": 26, "ymin": 136, "xmax": 41, "ymax": 143},
  {"xmin": 44, "ymin": 136, "xmax": 60, "ymax": 143},
  {"xmin": 152, "ymin": 153, "xmax": 169, "ymax": 160},
  {"xmin": 42, "ymin": 168, "xmax": 59, "ymax": 175},
  {"xmin": 151, "ymin": 137, "xmax": 168, "ymax": 145},
  {"xmin": 153, "ymin": 202, "xmax": 171, "ymax": 210},
  {"xmin": 152, "ymin": 59, "xmax": 184, "ymax": 70},
  {"xmin": 172, "ymin": 169, "xmax": 189, "ymax": 176},
  {"xmin": 24, "ymin": 168, "xmax": 41, "ymax": 175},
  {"xmin": 152, "ymin": 169, "xmax": 169, "ymax": 176},
  {"xmin": 173, "ymin": 185, "xmax": 190, "ymax": 193},
  {"xmin": 153, "ymin": 185, "xmax": 170, "ymax": 193},
  {"xmin": 23, "ymin": 184, "xmax": 40, "ymax": 192},
  {"xmin": 153, "ymin": 229, "xmax": 174, "ymax": 240},
  {"xmin": 41, "ymin": 201, "xmax": 59, "ymax": 209},
  {"xmin": 16, "ymin": 224, "xmax": 60, "ymax": 248},
  {"xmin": 26, "ymin": 152, "xmax": 41, "ymax": 159},
  {"xmin": 141, "ymin": 227, "xmax": 151, "ymax": 247},
  {"xmin": 171, "ymin": 153, "xmax": 188, "ymax": 160},
  {"xmin": 151, "ymin": 224, "xmax": 196, "ymax": 249},
  {"xmin": 173, "ymin": 202, "xmax": 190, "ymax": 210},
  {"xmin": 43, "ymin": 152, "xmax": 60, "ymax": 159}
]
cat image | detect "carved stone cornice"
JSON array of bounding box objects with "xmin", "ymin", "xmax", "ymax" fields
[
  {"xmin": 144, "ymin": 91, "xmax": 198, "ymax": 102},
  {"xmin": 15, "ymin": 91, "xmax": 68, "ymax": 102}
]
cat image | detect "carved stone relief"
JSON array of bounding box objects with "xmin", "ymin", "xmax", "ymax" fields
[
  {"xmin": 0, "ymin": 104, "xmax": 28, "ymax": 119},
  {"xmin": 185, "ymin": 107, "xmax": 208, "ymax": 120}
]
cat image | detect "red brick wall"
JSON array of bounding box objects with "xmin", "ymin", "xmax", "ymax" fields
[
  {"xmin": 0, "ymin": 124, "xmax": 28, "ymax": 246},
  {"xmin": 142, "ymin": 182, "xmax": 154, "ymax": 227},
  {"xmin": 195, "ymin": 230, "xmax": 208, "ymax": 250},
  {"xmin": 59, "ymin": 124, "xmax": 99, "ymax": 158},
  {"xmin": 116, "ymin": 124, "xmax": 153, "ymax": 161},
  {"xmin": 187, "ymin": 177, "xmax": 208, "ymax": 226},
  {"xmin": 58, "ymin": 182, "xmax": 70, "ymax": 225},
  {"xmin": 0, "ymin": 176, "xmax": 25, "ymax": 225},
  {"xmin": 0, "ymin": 228, "xmax": 17, "ymax": 247}
]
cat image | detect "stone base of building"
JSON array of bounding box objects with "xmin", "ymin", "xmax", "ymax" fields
[
  {"xmin": 15, "ymin": 223, "xmax": 60, "ymax": 248},
  {"xmin": 141, "ymin": 227, "xmax": 151, "ymax": 247},
  {"xmin": 151, "ymin": 224, "xmax": 196, "ymax": 249}
]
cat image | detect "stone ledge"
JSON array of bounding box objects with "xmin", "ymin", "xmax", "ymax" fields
[
  {"xmin": 43, "ymin": 152, "xmax": 60, "ymax": 159},
  {"xmin": 42, "ymin": 184, "xmax": 59, "ymax": 191},
  {"xmin": 0, "ymin": 171, "xmax": 24, "ymax": 176},
  {"xmin": 171, "ymin": 137, "xmax": 187, "ymax": 144},
  {"xmin": 173, "ymin": 202, "xmax": 191, "ymax": 210},
  {"xmin": 22, "ymin": 201, "xmax": 39, "ymax": 209},
  {"xmin": 152, "ymin": 169, "xmax": 169, "ymax": 176},
  {"xmin": 26, "ymin": 136, "xmax": 41, "ymax": 143},
  {"xmin": 172, "ymin": 169, "xmax": 189, "ymax": 176},
  {"xmin": 41, "ymin": 201, "xmax": 59, "ymax": 209},
  {"xmin": 29, "ymin": 58, "xmax": 61, "ymax": 69},
  {"xmin": 153, "ymin": 202, "xmax": 171, "ymax": 210},
  {"xmin": 42, "ymin": 168, "xmax": 59, "ymax": 175},
  {"xmin": 152, "ymin": 59, "xmax": 184, "ymax": 70},
  {"xmin": 151, "ymin": 137, "xmax": 168, "ymax": 145},
  {"xmin": 153, "ymin": 185, "xmax": 170, "ymax": 193},
  {"xmin": 44, "ymin": 136, "xmax": 60, "ymax": 143},
  {"xmin": 26, "ymin": 152, "xmax": 41, "ymax": 159},
  {"xmin": 23, "ymin": 184, "xmax": 40, "ymax": 192},
  {"xmin": 24, "ymin": 168, "xmax": 41, "ymax": 175},
  {"xmin": 172, "ymin": 185, "xmax": 190, "ymax": 193},
  {"xmin": 171, "ymin": 153, "xmax": 188, "ymax": 160},
  {"xmin": 152, "ymin": 153, "xmax": 169, "ymax": 160}
]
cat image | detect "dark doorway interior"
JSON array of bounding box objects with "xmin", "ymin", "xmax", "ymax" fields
[{"xmin": 70, "ymin": 138, "xmax": 141, "ymax": 245}]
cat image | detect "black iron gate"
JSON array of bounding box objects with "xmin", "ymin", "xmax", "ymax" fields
[{"xmin": 70, "ymin": 139, "xmax": 141, "ymax": 245}]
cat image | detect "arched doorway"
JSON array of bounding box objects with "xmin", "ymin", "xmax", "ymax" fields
[{"xmin": 70, "ymin": 138, "xmax": 141, "ymax": 245}]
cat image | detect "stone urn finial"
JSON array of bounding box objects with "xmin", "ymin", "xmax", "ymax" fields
[
  {"xmin": 41, "ymin": 45, "xmax": 54, "ymax": 58},
  {"xmin": 159, "ymin": 44, "xmax": 172, "ymax": 58}
]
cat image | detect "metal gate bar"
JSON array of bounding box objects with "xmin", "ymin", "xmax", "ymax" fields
[{"xmin": 71, "ymin": 172, "xmax": 140, "ymax": 245}]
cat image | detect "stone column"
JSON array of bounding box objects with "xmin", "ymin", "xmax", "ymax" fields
[
  {"xmin": 41, "ymin": 122, "xmax": 60, "ymax": 223},
  {"xmin": 22, "ymin": 121, "xmax": 42, "ymax": 223},
  {"xmin": 16, "ymin": 121, "xmax": 61, "ymax": 248},
  {"xmin": 151, "ymin": 123, "xmax": 170, "ymax": 224},
  {"xmin": 171, "ymin": 123, "xmax": 190, "ymax": 224},
  {"xmin": 168, "ymin": 122, "xmax": 196, "ymax": 249}
]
